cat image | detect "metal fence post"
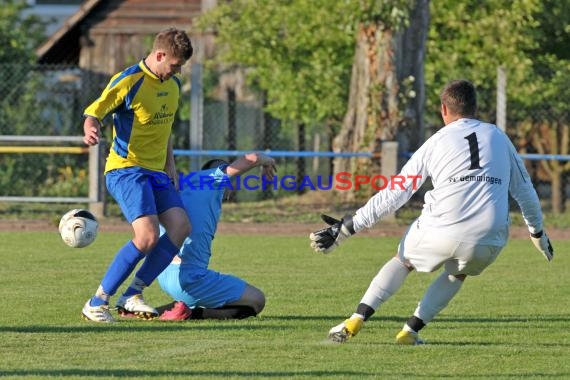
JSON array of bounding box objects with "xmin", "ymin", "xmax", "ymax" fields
[
  {"xmin": 190, "ymin": 62, "xmax": 203, "ymax": 172},
  {"xmin": 88, "ymin": 140, "xmax": 105, "ymax": 218},
  {"xmin": 496, "ymin": 66, "xmax": 507, "ymax": 132},
  {"xmin": 381, "ymin": 141, "xmax": 399, "ymax": 221}
]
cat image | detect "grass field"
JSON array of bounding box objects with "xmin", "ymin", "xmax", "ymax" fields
[{"xmin": 0, "ymin": 230, "xmax": 568, "ymax": 379}]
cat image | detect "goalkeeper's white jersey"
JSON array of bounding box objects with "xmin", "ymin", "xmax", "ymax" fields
[{"xmin": 353, "ymin": 118, "xmax": 543, "ymax": 246}]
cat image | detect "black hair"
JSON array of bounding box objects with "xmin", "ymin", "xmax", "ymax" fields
[
  {"xmin": 201, "ymin": 159, "xmax": 229, "ymax": 170},
  {"xmin": 440, "ymin": 79, "xmax": 477, "ymax": 117}
]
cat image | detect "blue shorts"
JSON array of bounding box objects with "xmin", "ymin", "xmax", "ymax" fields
[
  {"xmin": 106, "ymin": 167, "xmax": 184, "ymax": 223},
  {"xmin": 157, "ymin": 263, "xmax": 247, "ymax": 309}
]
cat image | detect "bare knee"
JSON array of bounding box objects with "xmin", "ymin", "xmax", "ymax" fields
[
  {"xmin": 132, "ymin": 232, "xmax": 159, "ymax": 253},
  {"xmin": 232, "ymin": 285, "xmax": 265, "ymax": 315},
  {"xmin": 132, "ymin": 217, "xmax": 160, "ymax": 253},
  {"xmin": 253, "ymin": 290, "xmax": 266, "ymax": 315},
  {"xmin": 160, "ymin": 208, "xmax": 191, "ymax": 247}
]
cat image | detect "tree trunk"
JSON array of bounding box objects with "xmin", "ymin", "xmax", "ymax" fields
[
  {"xmin": 332, "ymin": 25, "xmax": 397, "ymax": 201},
  {"xmin": 396, "ymin": 0, "xmax": 429, "ymax": 148},
  {"xmin": 332, "ymin": 0, "xmax": 429, "ymax": 200},
  {"xmin": 531, "ymin": 122, "xmax": 570, "ymax": 214}
]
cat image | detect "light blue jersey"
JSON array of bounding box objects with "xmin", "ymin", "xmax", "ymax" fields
[
  {"xmin": 158, "ymin": 164, "xmax": 247, "ymax": 308},
  {"xmin": 178, "ymin": 166, "xmax": 227, "ymax": 268}
]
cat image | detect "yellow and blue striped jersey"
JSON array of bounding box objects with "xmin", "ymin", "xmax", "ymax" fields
[{"xmin": 84, "ymin": 59, "xmax": 182, "ymax": 173}]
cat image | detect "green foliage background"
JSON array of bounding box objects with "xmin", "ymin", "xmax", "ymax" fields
[
  {"xmin": 0, "ymin": 0, "xmax": 568, "ymax": 205},
  {"xmin": 425, "ymin": 0, "xmax": 569, "ymax": 125}
]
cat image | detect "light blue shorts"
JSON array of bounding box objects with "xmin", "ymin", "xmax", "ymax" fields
[
  {"xmin": 157, "ymin": 263, "xmax": 247, "ymax": 308},
  {"xmin": 106, "ymin": 167, "xmax": 184, "ymax": 223}
]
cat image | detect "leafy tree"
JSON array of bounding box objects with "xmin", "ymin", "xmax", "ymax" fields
[
  {"xmin": 196, "ymin": 0, "xmax": 360, "ymax": 195},
  {"xmin": 197, "ymin": 0, "xmax": 427, "ymax": 201},
  {"xmin": 515, "ymin": 0, "xmax": 570, "ymax": 213},
  {"xmin": 0, "ymin": 0, "xmax": 49, "ymax": 134},
  {"xmin": 0, "ymin": 1, "xmax": 83, "ymax": 198},
  {"xmin": 425, "ymin": 0, "xmax": 540, "ymax": 124},
  {"xmin": 0, "ymin": 0, "xmax": 47, "ymax": 63},
  {"xmin": 328, "ymin": 0, "xmax": 427, "ymax": 198},
  {"xmin": 425, "ymin": 0, "xmax": 570, "ymax": 213},
  {"xmin": 196, "ymin": 0, "xmax": 356, "ymax": 126}
]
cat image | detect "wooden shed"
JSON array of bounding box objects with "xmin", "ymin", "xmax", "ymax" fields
[{"xmin": 37, "ymin": 0, "xmax": 207, "ymax": 75}]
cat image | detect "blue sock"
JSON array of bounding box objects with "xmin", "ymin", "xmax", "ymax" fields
[
  {"xmin": 123, "ymin": 234, "xmax": 178, "ymax": 296},
  {"xmin": 89, "ymin": 296, "xmax": 108, "ymax": 307},
  {"xmin": 99, "ymin": 241, "xmax": 145, "ymax": 297}
]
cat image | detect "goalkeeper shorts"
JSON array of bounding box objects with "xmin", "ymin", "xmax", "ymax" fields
[{"xmin": 398, "ymin": 222, "xmax": 503, "ymax": 276}]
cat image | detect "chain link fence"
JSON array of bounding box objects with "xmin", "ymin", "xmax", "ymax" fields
[{"xmin": 0, "ymin": 63, "xmax": 568, "ymax": 219}]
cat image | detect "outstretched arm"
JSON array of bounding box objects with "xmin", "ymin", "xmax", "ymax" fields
[{"xmin": 226, "ymin": 153, "xmax": 276, "ymax": 179}]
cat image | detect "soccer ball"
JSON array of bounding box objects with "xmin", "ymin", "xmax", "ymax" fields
[{"xmin": 59, "ymin": 209, "xmax": 99, "ymax": 248}]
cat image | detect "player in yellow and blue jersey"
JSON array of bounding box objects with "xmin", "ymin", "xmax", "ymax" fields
[{"xmin": 81, "ymin": 28, "xmax": 193, "ymax": 322}]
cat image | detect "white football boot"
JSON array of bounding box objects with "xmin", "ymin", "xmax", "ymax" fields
[
  {"xmin": 116, "ymin": 294, "xmax": 158, "ymax": 320},
  {"xmin": 82, "ymin": 300, "xmax": 116, "ymax": 323}
]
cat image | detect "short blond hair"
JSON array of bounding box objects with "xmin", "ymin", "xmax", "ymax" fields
[{"xmin": 153, "ymin": 28, "xmax": 193, "ymax": 61}]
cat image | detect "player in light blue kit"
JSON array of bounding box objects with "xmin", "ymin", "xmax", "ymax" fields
[{"xmin": 157, "ymin": 152, "xmax": 276, "ymax": 320}]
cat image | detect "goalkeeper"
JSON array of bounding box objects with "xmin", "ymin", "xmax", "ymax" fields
[
  {"xmin": 156, "ymin": 153, "xmax": 276, "ymax": 320},
  {"xmin": 310, "ymin": 79, "xmax": 554, "ymax": 345}
]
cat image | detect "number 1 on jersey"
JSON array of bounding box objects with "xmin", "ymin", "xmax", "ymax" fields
[{"xmin": 464, "ymin": 132, "xmax": 482, "ymax": 170}]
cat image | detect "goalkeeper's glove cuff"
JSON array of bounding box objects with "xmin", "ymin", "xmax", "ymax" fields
[
  {"xmin": 530, "ymin": 230, "xmax": 554, "ymax": 262},
  {"xmin": 341, "ymin": 214, "xmax": 355, "ymax": 235},
  {"xmin": 335, "ymin": 214, "xmax": 355, "ymax": 247},
  {"xmin": 309, "ymin": 214, "xmax": 356, "ymax": 254}
]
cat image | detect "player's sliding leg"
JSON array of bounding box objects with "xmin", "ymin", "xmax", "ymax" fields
[
  {"xmin": 82, "ymin": 241, "xmax": 145, "ymax": 322},
  {"xmin": 396, "ymin": 272, "xmax": 465, "ymax": 345},
  {"xmin": 191, "ymin": 306, "xmax": 258, "ymax": 319},
  {"xmin": 159, "ymin": 302, "xmax": 258, "ymax": 321},
  {"xmin": 159, "ymin": 285, "xmax": 264, "ymax": 321},
  {"xmin": 329, "ymin": 257, "xmax": 412, "ymax": 342}
]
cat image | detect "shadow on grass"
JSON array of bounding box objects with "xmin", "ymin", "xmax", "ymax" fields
[
  {"xmin": 3, "ymin": 314, "xmax": 567, "ymax": 334},
  {"xmin": 434, "ymin": 315, "xmax": 570, "ymax": 323},
  {"xmin": 423, "ymin": 341, "xmax": 570, "ymax": 348},
  {"xmin": 0, "ymin": 323, "xmax": 285, "ymax": 334},
  {"xmin": 265, "ymin": 314, "xmax": 570, "ymax": 324},
  {"xmin": 0, "ymin": 369, "xmax": 567, "ymax": 378}
]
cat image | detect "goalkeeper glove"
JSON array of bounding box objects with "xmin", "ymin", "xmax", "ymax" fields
[
  {"xmin": 309, "ymin": 214, "xmax": 355, "ymax": 254},
  {"xmin": 530, "ymin": 230, "xmax": 554, "ymax": 262}
]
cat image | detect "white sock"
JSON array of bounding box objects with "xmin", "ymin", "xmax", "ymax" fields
[
  {"xmin": 414, "ymin": 272, "xmax": 463, "ymax": 324},
  {"xmin": 360, "ymin": 257, "xmax": 410, "ymax": 310},
  {"xmin": 95, "ymin": 285, "xmax": 110, "ymax": 303},
  {"xmin": 351, "ymin": 313, "xmax": 365, "ymax": 321},
  {"xmin": 126, "ymin": 276, "xmax": 147, "ymax": 294}
]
